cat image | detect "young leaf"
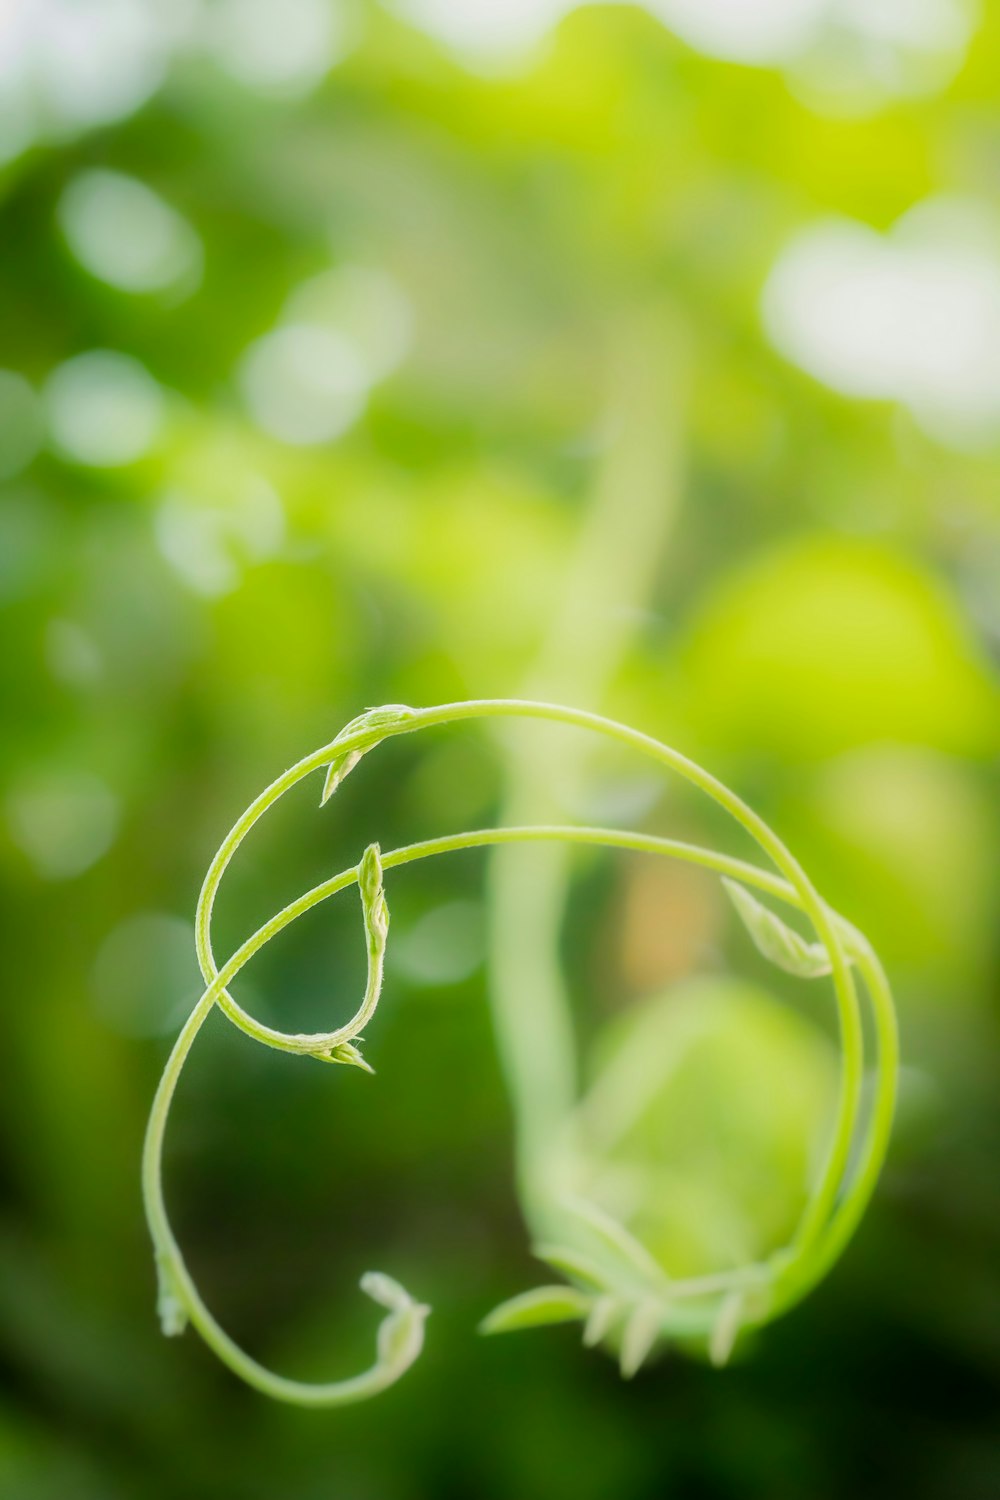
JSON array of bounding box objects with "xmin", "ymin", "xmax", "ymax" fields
[
  {"xmin": 583, "ymin": 1294, "xmax": 619, "ymax": 1348},
  {"xmin": 355, "ymin": 703, "xmax": 417, "ymax": 734},
  {"xmin": 320, "ymin": 747, "xmax": 364, "ymax": 805},
  {"xmin": 723, "ymin": 879, "xmax": 838, "ymax": 980},
  {"xmin": 322, "ymin": 1039, "xmax": 374, "ymax": 1073},
  {"xmin": 358, "ymin": 841, "xmax": 389, "ymax": 947},
  {"xmin": 533, "ymin": 1241, "xmax": 611, "ymax": 1290},
  {"xmin": 361, "ymin": 1272, "xmax": 431, "ymax": 1376},
  {"xmin": 619, "ymin": 1299, "xmax": 664, "ymax": 1379},
  {"xmin": 708, "ymin": 1290, "xmax": 744, "ymax": 1368},
  {"xmin": 559, "ymin": 1196, "xmax": 669, "ymax": 1293},
  {"xmin": 320, "ymin": 705, "xmax": 416, "ymax": 806},
  {"xmin": 376, "ymin": 1304, "xmax": 430, "ymax": 1374},
  {"xmin": 479, "ymin": 1285, "xmax": 592, "ymax": 1336},
  {"xmin": 361, "ymin": 1269, "xmax": 423, "ymax": 1315}
]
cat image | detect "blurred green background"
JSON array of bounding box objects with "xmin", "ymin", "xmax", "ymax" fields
[{"xmin": 2, "ymin": 1, "xmax": 1000, "ymax": 1496}]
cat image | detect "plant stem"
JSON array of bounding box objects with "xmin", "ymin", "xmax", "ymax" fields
[
  {"xmin": 487, "ymin": 314, "xmax": 687, "ymax": 1211},
  {"xmin": 147, "ymin": 698, "xmax": 892, "ymax": 1399}
]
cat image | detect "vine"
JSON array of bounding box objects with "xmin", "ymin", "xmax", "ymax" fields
[{"xmin": 143, "ymin": 699, "xmax": 898, "ymax": 1404}]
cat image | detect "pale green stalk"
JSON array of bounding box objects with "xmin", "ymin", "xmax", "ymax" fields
[
  {"xmin": 488, "ymin": 315, "xmax": 687, "ymax": 1202},
  {"xmin": 145, "ymin": 699, "xmax": 896, "ymax": 1401}
]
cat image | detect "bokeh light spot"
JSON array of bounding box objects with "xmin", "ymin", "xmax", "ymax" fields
[
  {"xmin": 5, "ymin": 769, "xmax": 119, "ymax": 879},
  {"xmin": 44, "ymin": 618, "xmax": 104, "ymax": 687},
  {"xmin": 154, "ymin": 478, "xmax": 285, "ymax": 596},
  {"xmin": 285, "ymin": 265, "xmax": 413, "ymax": 381},
  {"xmin": 58, "ymin": 168, "xmax": 202, "ymax": 295},
  {"xmin": 393, "ymin": 900, "xmax": 486, "ymax": 987},
  {"xmin": 763, "ymin": 199, "xmax": 1000, "ymax": 447},
  {"xmin": 0, "ymin": 0, "xmax": 182, "ymax": 161},
  {"xmin": 647, "ymin": 0, "xmax": 828, "ymax": 64},
  {"xmin": 396, "ymin": 0, "xmax": 976, "ymax": 97},
  {"xmin": 392, "ymin": 0, "xmax": 563, "ymax": 67},
  {"xmin": 91, "ymin": 912, "xmax": 199, "ymax": 1036},
  {"xmin": 44, "ymin": 350, "xmax": 165, "ymax": 467},
  {"xmin": 202, "ymin": 0, "xmax": 349, "ymax": 95},
  {"xmin": 0, "ymin": 369, "xmax": 42, "ymax": 479},
  {"xmin": 238, "ymin": 324, "xmax": 368, "ymax": 446}
]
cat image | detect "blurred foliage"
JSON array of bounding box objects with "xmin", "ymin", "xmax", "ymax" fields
[
  {"xmin": 1, "ymin": 1, "xmax": 999, "ymax": 1497},
  {"xmin": 574, "ymin": 975, "xmax": 840, "ymax": 1276}
]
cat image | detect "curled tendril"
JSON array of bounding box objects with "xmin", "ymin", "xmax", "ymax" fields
[{"xmin": 143, "ymin": 700, "xmax": 898, "ymax": 1403}]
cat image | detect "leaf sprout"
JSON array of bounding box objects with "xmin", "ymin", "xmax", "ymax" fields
[{"xmin": 142, "ymin": 700, "xmax": 898, "ymax": 1404}]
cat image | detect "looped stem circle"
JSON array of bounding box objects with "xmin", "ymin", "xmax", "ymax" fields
[{"xmin": 143, "ymin": 700, "xmax": 898, "ymax": 1401}]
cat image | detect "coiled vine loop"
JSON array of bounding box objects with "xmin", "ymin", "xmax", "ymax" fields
[{"xmin": 143, "ymin": 700, "xmax": 898, "ymax": 1404}]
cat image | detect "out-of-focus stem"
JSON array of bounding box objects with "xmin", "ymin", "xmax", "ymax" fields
[{"xmin": 486, "ymin": 311, "xmax": 688, "ymax": 1217}]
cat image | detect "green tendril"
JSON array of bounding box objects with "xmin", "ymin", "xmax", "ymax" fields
[{"xmin": 143, "ymin": 699, "xmax": 898, "ymax": 1404}]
